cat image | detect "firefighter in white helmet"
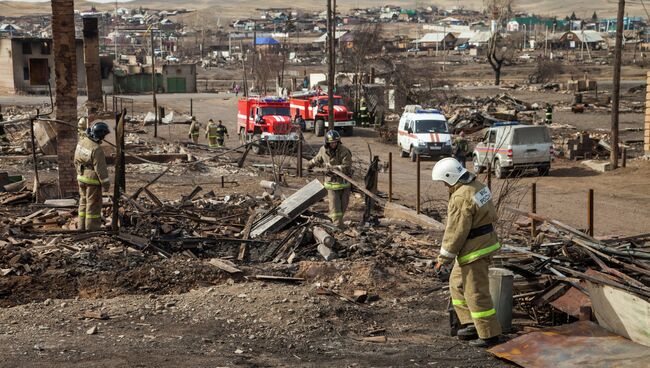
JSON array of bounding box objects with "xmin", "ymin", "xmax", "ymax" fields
[{"xmin": 432, "ymin": 157, "xmax": 502, "ymax": 348}]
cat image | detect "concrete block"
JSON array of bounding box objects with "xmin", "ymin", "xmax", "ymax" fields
[{"xmin": 582, "ymin": 160, "xmax": 612, "ymax": 173}]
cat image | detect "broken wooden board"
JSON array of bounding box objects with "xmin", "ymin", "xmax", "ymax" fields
[
  {"xmin": 254, "ymin": 275, "xmax": 304, "ymax": 282},
  {"xmin": 249, "ymin": 179, "xmax": 326, "ymax": 238},
  {"xmin": 383, "ymin": 202, "xmax": 445, "ymax": 231},
  {"xmin": 586, "ymin": 280, "xmax": 650, "ymax": 348},
  {"xmin": 489, "ymin": 321, "xmax": 650, "ymax": 367},
  {"xmin": 208, "ymin": 258, "xmax": 242, "ymax": 274},
  {"xmin": 43, "ymin": 199, "xmax": 77, "ymax": 208}
]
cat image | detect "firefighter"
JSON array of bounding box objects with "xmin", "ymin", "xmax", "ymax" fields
[
  {"xmin": 432, "ymin": 157, "xmax": 502, "ymax": 348},
  {"xmin": 77, "ymin": 116, "xmax": 89, "ymax": 137},
  {"xmin": 545, "ymin": 104, "xmax": 553, "ymax": 124},
  {"xmin": 453, "ymin": 131, "xmax": 470, "ymax": 168},
  {"xmin": 74, "ymin": 122, "xmax": 111, "ymax": 231},
  {"xmin": 188, "ymin": 116, "xmax": 201, "ymax": 144},
  {"xmin": 306, "ymin": 130, "xmax": 352, "ymax": 229},
  {"xmin": 359, "ymin": 97, "xmax": 369, "ymax": 127},
  {"xmin": 215, "ymin": 120, "xmax": 229, "ymax": 147},
  {"xmin": 205, "ymin": 119, "xmax": 219, "ymax": 148}
]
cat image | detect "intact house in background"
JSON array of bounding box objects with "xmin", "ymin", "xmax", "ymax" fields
[{"xmin": 0, "ymin": 37, "xmax": 113, "ymax": 94}]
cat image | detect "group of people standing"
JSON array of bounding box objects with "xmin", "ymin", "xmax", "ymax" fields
[{"xmin": 188, "ymin": 117, "xmax": 229, "ymax": 148}]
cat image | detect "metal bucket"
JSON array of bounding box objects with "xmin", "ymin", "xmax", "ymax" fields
[{"xmin": 489, "ymin": 267, "xmax": 514, "ymax": 332}]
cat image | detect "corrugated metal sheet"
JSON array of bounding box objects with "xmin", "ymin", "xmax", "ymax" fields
[{"xmin": 489, "ymin": 321, "xmax": 650, "ymax": 367}]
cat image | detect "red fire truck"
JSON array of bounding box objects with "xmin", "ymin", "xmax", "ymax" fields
[
  {"xmin": 289, "ymin": 93, "xmax": 356, "ymax": 137},
  {"xmin": 237, "ymin": 97, "xmax": 299, "ymax": 154}
]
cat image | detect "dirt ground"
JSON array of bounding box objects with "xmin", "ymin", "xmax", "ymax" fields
[{"xmin": 2, "ymin": 77, "xmax": 650, "ymax": 366}]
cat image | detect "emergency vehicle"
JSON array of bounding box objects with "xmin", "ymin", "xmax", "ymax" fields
[
  {"xmin": 397, "ymin": 105, "xmax": 453, "ymax": 161},
  {"xmin": 289, "ymin": 92, "xmax": 356, "ymax": 137},
  {"xmin": 237, "ymin": 97, "xmax": 299, "ymax": 154}
]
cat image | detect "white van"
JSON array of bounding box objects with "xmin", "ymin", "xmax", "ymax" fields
[
  {"xmin": 397, "ymin": 105, "xmax": 452, "ymax": 161},
  {"xmin": 473, "ymin": 123, "xmax": 553, "ymax": 178}
]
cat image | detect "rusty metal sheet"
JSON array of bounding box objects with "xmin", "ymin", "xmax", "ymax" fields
[
  {"xmin": 550, "ymin": 282, "xmax": 590, "ymax": 318},
  {"xmin": 488, "ymin": 321, "xmax": 650, "ymax": 368}
]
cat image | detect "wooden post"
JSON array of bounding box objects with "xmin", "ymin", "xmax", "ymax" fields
[
  {"xmin": 221, "ymin": 176, "xmax": 225, "ymax": 188},
  {"xmin": 112, "ymin": 109, "xmax": 125, "ymax": 232},
  {"xmin": 416, "ymin": 154, "xmax": 421, "ymax": 214},
  {"xmin": 297, "ymin": 139, "xmax": 303, "ymax": 177},
  {"xmin": 622, "ymin": 147, "xmax": 627, "ymax": 168},
  {"xmin": 531, "ymin": 183, "xmax": 537, "ymax": 239},
  {"xmin": 610, "ymin": 0, "xmax": 625, "ymax": 169},
  {"xmin": 190, "ymin": 98, "xmax": 193, "ymax": 116},
  {"xmin": 151, "ymin": 29, "xmax": 158, "ymax": 138},
  {"xmin": 588, "ymin": 189, "xmax": 594, "ymax": 236},
  {"xmin": 388, "ymin": 151, "xmax": 393, "ymax": 202}
]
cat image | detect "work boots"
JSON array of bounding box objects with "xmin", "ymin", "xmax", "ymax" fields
[
  {"xmin": 468, "ymin": 336, "xmax": 501, "ymax": 348},
  {"xmin": 456, "ymin": 324, "xmax": 478, "ymax": 341}
]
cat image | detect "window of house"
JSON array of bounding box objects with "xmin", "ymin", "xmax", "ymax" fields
[
  {"xmin": 29, "ymin": 58, "xmax": 49, "ymax": 85},
  {"xmin": 40, "ymin": 41, "xmax": 51, "ymax": 55},
  {"xmin": 22, "ymin": 42, "xmax": 32, "ymax": 55},
  {"xmin": 23, "ymin": 66, "xmax": 29, "ymax": 81}
]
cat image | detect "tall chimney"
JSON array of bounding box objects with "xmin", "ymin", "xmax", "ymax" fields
[
  {"xmin": 51, "ymin": 0, "xmax": 78, "ymax": 198},
  {"xmin": 83, "ymin": 17, "xmax": 103, "ymax": 111}
]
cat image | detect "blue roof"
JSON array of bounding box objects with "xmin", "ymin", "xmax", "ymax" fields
[{"xmin": 255, "ymin": 37, "xmax": 279, "ymax": 45}]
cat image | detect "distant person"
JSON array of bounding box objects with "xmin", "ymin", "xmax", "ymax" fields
[
  {"xmin": 215, "ymin": 120, "xmax": 229, "ymax": 147},
  {"xmin": 294, "ymin": 113, "xmax": 306, "ymax": 132},
  {"xmin": 453, "ymin": 131, "xmax": 470, "ymax": 168},
  {"xmin": 545, "ymin": 104, "xmax": 553, "ymax": 124},
  {"xmin": 234, "ymin": 84, "xmax": 241, "ymax": 97},
  {"xmin": 206, "ymin": 119, "xmax": 218, "ymax": 148},
  {"xmin": 188, "ymin": 116, "xmax": 201, "ymax": 144}
]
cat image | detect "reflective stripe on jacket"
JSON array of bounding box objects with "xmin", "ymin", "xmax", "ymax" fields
[{"xmin": 441, "ymin": 179, "xmax": 500, "ymax": 265}]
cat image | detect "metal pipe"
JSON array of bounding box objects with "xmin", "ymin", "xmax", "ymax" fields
[
  {"xmin": 388, "ymin": 151, "xmax": 392, "ymax": 202},
  {"xmin": 416, "ymin": 154, "xmax": 420, "ymax": 214},
  {"xmin": 297, "ymin": 139, "xmax": 303, "ymax": 177},
  {"xmin": 588, "ymin": 189, "xmax": 594, "ymax": 236},
  {"xmin": 531, "ymin": 183, "xmax": 537, "ymax": 239}
]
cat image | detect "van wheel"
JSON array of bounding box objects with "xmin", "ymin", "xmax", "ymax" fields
[
  {"xmin": 252, "ymin": 134, "xmax": 265, "ymax": 155},
  {"xmin": 400, "ymin": 145, "xmax": 408, "ymax": 158},
  {"xmin": 538, "ymin": 165, "xmax": 551, "ymax": 176},
  {"xmin": 473, "ymin": 155, "xmax": 485, "ymax": 173},
  {"xmin": 342, "ymin": 126, "xmax": 353, "ymax": 136},
  {"xmin": 494, "ymin": 160, "xmax": 506, "ymax": 179},
  {"xmin": 315, "ymin": 120, "xmax": 325, "ymax": 137},
  {"xmin": 409, "ymin": 147, "xmax": 417, "ymax": 162}
]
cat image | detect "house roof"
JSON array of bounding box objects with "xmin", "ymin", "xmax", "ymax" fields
[
  {"xmin": 468, "ymin": 31, "xmax": 493, "ymax": 43},
  {"xmin": 314, "ymin": 30, "xmax": 348, "ymax": 43},
  {"xmin": 416, "ymin": 32, "xmax": 453, "ymax": 43},
  {"xmin": 255, "ymin": 37, "xmax": 279, "ymax": 45},
  {"xmin": 573, "ymin": 30, "xmax": 604, "ymax": 43}
]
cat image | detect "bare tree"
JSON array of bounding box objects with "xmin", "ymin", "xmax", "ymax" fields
[
  {"xmin": 487, "ymin": 33, "xmax": 514, "ymax": 86},
  {"xmin": 483, "ymin": 0, "xmax": 514, "ymax": 22},
  {"xmin": 340, "ymin": 23, "xmax": 383, "ymax": 111},
  {"xmin": 252, "ymin": 50, "xmax": 285, "ymax": 94}
]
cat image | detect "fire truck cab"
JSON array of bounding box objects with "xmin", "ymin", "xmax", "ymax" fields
[
  {"xmin": 289, "ymin": 93, "xmax": 356, "ymax": 137},
  {"xmin": 237, "ymin": 97, "xmax": 299, "ymax": 154}
]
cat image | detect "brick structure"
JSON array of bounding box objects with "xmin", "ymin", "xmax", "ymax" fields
[
  {"xmin": 51, "ymin": 0, "xmax": 78, "ymax": 197},
  {"xmin": 646, "ymin": 71, "xmax": 650, "ymax": 156},
  {"xmin": 82, "ymin": 17, "xmax": 102, "ymax": 110}
]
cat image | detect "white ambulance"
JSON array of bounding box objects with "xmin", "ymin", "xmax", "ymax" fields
[{"xmin": 397, "ymin": 105, "xmax": 453, "ymax": 161}]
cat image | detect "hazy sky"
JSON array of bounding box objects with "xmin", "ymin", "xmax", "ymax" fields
[{"xmin": 1, "ymin": 0, "xmax": 134, "ymax": 2}]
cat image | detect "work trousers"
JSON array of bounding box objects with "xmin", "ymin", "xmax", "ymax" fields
[
  {"xmin": 78, "ymin": 182, "xmax": 103, "ymax": 231},
  {"xmin": 454, "ymin": 154, "xmax": 467, "ymax": 168},
  {"xmin": 328, "ymin": 188, "xmax": 350, "ymax": 227},
  {"xmin": 208, "ymin": 137, "xmax": 218, "ymax": 148},
  {"xmin": 190, "ymin": 134, "xmax": 199, "ymax": 144},
  {"xmin": 216, "ymin": 138, "xmax": 225, "ymax": 147},
  {"xmin": 449, "ymin": 257, "xmax": 502, "ymax": 339}
]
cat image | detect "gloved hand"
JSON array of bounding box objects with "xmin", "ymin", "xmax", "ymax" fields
[{"xmin": 435, "ymin": 254, "xmax": 453, "ymax": 272}]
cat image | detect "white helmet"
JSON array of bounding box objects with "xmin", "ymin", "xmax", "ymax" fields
[{"xmin": 432, "ymin": 157, "xmax": 467, "ymax": 186}]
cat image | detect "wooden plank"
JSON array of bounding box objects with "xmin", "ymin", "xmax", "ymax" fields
[
  {"xmin": 250, "ymin": 179, "xmax": 327, "ymax": 238},
  {"xmin": 383, "ymin": 202, "xmax": 446, "ymax": 231},
  {"xmin": 208, "ymin": 258, "xmax": 242, "ymax": 274},
  {"xmin": 238, "ymin": 210, "xmax": 256, "ymax": 261},
  {"xmin": 254, "ymin": 275, "xmax": 304, "ymax": 282},
  {"xmin": 586, "ymin": 281, "xmax": 650, "ymax": 348}
]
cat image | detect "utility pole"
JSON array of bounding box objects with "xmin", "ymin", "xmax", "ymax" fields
[
  {"xmin": 252, "ymin": 20, "xmax": 257, "ymax": 92},
  {"xmin": 327, "ymin": 0, "xmax": 335, "ymax": 127},
  {"xmin": 611, "ymin": 0, "xmax": 625, "ymax": 169},
  {"xmin": 151, "ymin": 28, "xmax": 158, "ymax": 138}
]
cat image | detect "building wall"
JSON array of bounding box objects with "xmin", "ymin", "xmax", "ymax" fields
[
  {"xmin": 1, "ymin": 38, "xmax": 87, "ymax": 94},
  {"xmin": 0, "ymin": 39, "xmax": 15, "ymax": 91},
  {"xmin": 162, "ymin": 64, "xmax": 196, "ymax": 93}
]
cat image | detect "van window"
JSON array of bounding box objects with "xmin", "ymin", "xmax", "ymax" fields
[
  {"xmin": 488, "ymin": 130, "xmax": 496, "ymax": 144},
  {"xmin": 404, "ymin": 120, "xmax": 411, "ymax": 132},
  {"xmin": 414, "ymin": 119, "xmax": 448, "ymax": 133},
  {"xmin": 512, "ymin": 127, "xmax": 551, "ymax": 145}
]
